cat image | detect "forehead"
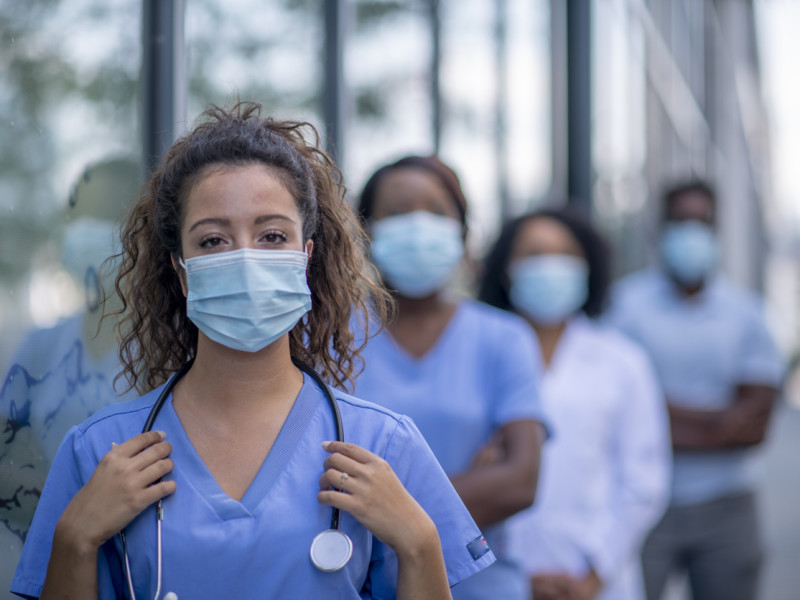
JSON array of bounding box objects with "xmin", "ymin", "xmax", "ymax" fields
[
  {"xmin": 183, "ymin": 163, "xmax": 299, "ymax": 218},
  {"xmin": 666, "ymin": 189, "xmax": 715, "ymax": 221},
  {"xmin": 375, "ymin": 167, "xmax": 451, "ymax": 202},
  {"xmin": 513, "ymin": 217, "xmax": 582, "ymax": 254}
]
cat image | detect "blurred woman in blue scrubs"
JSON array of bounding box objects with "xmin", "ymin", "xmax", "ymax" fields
[
  {"xmin": 354, "ymin": 156, "xmax": 548, "ymax": 600},
  {"xmin": 11, "ymin": 106, "xmax": 493, "ymax": 599},
  {"xmin": 478, "ymin": 208, "xmax": 671, "ymax": 600}
]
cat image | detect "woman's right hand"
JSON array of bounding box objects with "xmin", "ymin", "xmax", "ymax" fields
[{"xmin": 56, "ymin": 430, "xmax": 177, "ymax": 551}]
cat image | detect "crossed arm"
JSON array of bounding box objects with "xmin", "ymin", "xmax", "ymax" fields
[
  {"xmin": 450, "ymin": 420, "xmax": 545, "ymax": 530},
  {"xmin": 668, "ymin": 384, "xmax": 778, "ymax": 451}
]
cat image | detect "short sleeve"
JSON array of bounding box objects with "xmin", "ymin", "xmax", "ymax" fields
[
  {"xmin": 365, "ymin": 416, "xmax": 495, "ymax": 598},
  {"xmin": 487, "ymin": 315, "xmax": 548, "ymax": 433},
  {"xmin": 10, "ymin": 427, "xmax": 121, "ymax": 599},
  {"xmin": 737, "ymin": 300, "xmax": 784, "ymax": 387}
]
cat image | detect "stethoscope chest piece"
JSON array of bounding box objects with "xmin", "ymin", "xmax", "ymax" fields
[{"xmin": 310, "ymin": 529, "xmax": 353, "ymax": 572}]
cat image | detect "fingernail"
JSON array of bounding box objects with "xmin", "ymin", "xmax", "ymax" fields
[
  {"xmin": 321, "ymin": 441, "xmax": 332, "ymax": 450},
  {"xmin": 156, "ymin": 430, "xmax": 166, "ymax": 440}
]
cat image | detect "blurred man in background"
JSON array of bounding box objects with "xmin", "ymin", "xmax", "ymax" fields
[{"xmin": 607, "ymin": 180, "xmax": 784, "ymax": 600}]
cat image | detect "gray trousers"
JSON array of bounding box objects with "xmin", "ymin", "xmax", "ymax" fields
[{"xmin": 642, "ymin": 491, "xmax": 763, "ymax": 600}]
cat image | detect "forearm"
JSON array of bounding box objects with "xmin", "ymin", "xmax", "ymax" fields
[
  {"xmin": 668, "ymin": 404, "xmax": 725, "ymax": 450},
  {"xmin": 40, "ymin": 520, "xmax": 99, "ymax": 600},
  {"xmin": 451, "ymin": 421, "xmax": 543, "ymax": 528},
  {"xmin": 396, "ymin": 525, "xmax": 452, "ymax": 600},
  {"xmin": 450, "ymin": 461, "xmax": 537, "ymax": 529},
  {"xmin": 669, "ymin": 395, "xmax": 772, "ymax": 451}
]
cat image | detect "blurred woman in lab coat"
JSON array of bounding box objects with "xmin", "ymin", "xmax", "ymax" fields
[{"xmin": 478, "ymin": 207, "xmax": 671, "ymax": 600}]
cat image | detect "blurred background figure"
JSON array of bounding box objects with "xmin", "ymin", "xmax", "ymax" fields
[
  {"xmin": 606, "ymin": 181, "xmax": 785, "ymax": 600},
  {"xmin": 478, "ymin": 207, "xmax": 670, "ymax": 600},
  {"xmin": 3, "ymin": 2, "xmax": 800, "ymax": 599},
  {"xmin": 0, "ymin": 158, "xmax": 139, "ymax": 599},
  {"xmin": 353, "ymin": 155, "xmax": 548, "ymax": 600}
]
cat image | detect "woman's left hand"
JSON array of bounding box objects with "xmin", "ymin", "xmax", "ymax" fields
[{"xmin": 317, "ymin": 440, "xmax": 438, "ymax": 557}]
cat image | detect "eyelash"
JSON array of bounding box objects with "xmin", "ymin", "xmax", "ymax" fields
[
  {"xmin": 197, "ymin": 230, "xmax": 288, "ymax": 249},
  {"xmin": 199, "ymin": 235, "xmax": 225, "ymax": 248},
  {"xmin": 261, "ymin": 230, "xmax": 288, "ymax": 244}
]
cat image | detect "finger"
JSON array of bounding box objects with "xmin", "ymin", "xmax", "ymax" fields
[
  {"xmin": 138, "ymin": 479, "xmax": 177, "ymax": 507},
  {"xmin": 321, "ymin": 441, "xmax": 376, "ymax": 465},
  {"xmin": 136, "ymin": 458, "xmax": 175, "ymax": 487},
  {"xmin": 115, "ymin": 431, "xmax": 167, "ymax": 458},
  {"xmin": 318, "ymin": 468, "xmax": 358, "ymax": 492},
  {"xmin": 317, "ymin": 488, "xmax": 361, "ymax": 514},
  {"xmin": 322, "ymin": 452, "xmax": 364, "ymax": 478},
  {"xmin": 129, "ymin": 441, "xmax": 173, "ymax": 472}
]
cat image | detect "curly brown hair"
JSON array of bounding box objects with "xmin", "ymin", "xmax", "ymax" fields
[{"xmin": 112, "ymin": 102, "xmax": 391, "ymax": 394}]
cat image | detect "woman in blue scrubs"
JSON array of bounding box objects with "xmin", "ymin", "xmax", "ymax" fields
[
  {"xmin": 354, "ymin": 156, "xmax": 548, "ymax": 600},
  {"xmin": 478, "ymin": 208, "xmax": 671, "ymax": 600},
  {"xmin": 11, "ymin": 105, "xmax": 493, "ymax": 599}
]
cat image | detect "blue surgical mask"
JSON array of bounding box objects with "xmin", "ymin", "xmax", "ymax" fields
[
  {"xmin": 61, "ymin": 217, "xmax": 122, "ymax": 310},
  {"xmin": 180, "ymin": 249, "xmax": 312, "ymax": 352},
  {"xmin": 659, "ymin": 221, "xmax": 717, "ymax": 285},
  {"xmin": 370, "ymin": 211, "xmax": 464, "ymax": 298},
  {"xmin": 509, "ymin": 255, "xmax": 589, "ymax": 325}
]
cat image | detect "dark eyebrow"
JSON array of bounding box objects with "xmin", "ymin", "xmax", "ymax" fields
[
  {"xmin": 254, "ymin": 214, "xmax": 297, "ymax": 225},
  {"xmin": 188, "ymin": 217, "xmax": 230, "ymax": 233},
  {"xmin": 188, "ymin": 214, "xmax": 297, "ymax": 233}
]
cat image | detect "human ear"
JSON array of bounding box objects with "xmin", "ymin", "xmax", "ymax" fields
[
  {"xmin": 305, "ymin": 239, "xmax": 314, "ymax": 261},
  {"xmin": 171, "ymin": 254, "xmax": 189, "ymax": 298}
]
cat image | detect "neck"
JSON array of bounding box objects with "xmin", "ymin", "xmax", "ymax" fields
[
  {"xmin": 178, "ymin": 334, "xmax": 303, "ymax": 416},
  {"xmin": 530, "ymin": 319, "xmax": 568, "ymax": 367},
  {"xmin": 395, "ymin": 291, "xmax": 451, "ymax": 318},
  {"xmin": 672, "ymin": 276, "xmax": 706, "ymax": 298}
]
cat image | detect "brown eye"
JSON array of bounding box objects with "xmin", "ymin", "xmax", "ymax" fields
[
  {"xmin": 261, "ymin": 230, "xmax": 288, "ymax": 245},
  {"xmin": 199, "ymin": 236, "xmax": 224, "ymax": 248}
]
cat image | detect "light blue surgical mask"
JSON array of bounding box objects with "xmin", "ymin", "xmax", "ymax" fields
[
  {"xmin": 659, "ymin": 221, "xmax": 717, "ymax": 286},
  {"xmin": 180, "ymin": 248, "xmax": 312, "ymax": 352},
  {"xmin": 370, "ymin": 211, "xmax": 464, "ymax": 298},
  {"xmin": 509, "ymin": 254, "xmax": 589, "ymax": 325},
  {"xmin": 61, "ymin": 217, "xmax": 122, "ymax": 310}
]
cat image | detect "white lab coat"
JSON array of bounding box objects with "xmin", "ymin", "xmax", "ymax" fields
[{"xmin": 507, "ymin": 316, "xmax": 671, "ymax": 600}]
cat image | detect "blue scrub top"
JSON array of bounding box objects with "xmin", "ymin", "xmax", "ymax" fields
[
  {"xmin": 12, "ymin": 373, "xmax": 493, "ymax": 599},
  {"xmin": 607, "ymin": 268, "xmax": 785, "ymax": 505},
  {"xmin": 353, "ymin": 299, "xmax": 546, "ymax": 600}
]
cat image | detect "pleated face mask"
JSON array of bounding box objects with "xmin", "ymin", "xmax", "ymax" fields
[
  {"xmin": 659, "ymin": 221, "xmax": 718, "ymax": 286},
  {"xmin": 180, "ymin": 248, "xmax": 312, "ymax": 352},
  {"xmin": 370, "ymin": 211, "xmax": 464, "ymax": 298},
  {"xmin": 509, "ymin": 254, "xmax": 589, "ymax": 325}
]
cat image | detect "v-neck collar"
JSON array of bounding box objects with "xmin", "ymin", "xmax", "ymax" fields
[
  {"xmin": 380, "ymin": 300, "xmax": 466, "ymax": 367},
  {"xmin": 160, "ymin": 373, "xmax": 320, "ymax": 520},
  {"xmin": 543, "ymin": 315, "xmax": 588, "ymax": 377}
]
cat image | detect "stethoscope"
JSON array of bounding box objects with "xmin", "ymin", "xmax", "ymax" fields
[{"xmin": 120, "ymin": 359, "xmax": 353, "ymax": 600}]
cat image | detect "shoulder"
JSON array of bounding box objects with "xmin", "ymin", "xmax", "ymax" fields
[
  {"xmin": 458, "ymin": 299, "xmax": 533, "ymax": 338},
  {"xmin": 710, "ymin": 276, "xmax": 766, "ymax": 314},
  {"xmin": 78, "ymin": 387, "xmax": 161, "ymax": 431},
  {"xmin": 333, "ymin": 388, "xmax": 407, "ymax": 425},
  {"xmin": 611, "ymin": 268, "xmax": 662, "ymax": 301},
  {"xmin": 575, "ymin": 318, "xmax": 649, "ymax": 363},
  {"xmin": 69, "ymin": 386, "xmax": 164, "ymax": 459}
]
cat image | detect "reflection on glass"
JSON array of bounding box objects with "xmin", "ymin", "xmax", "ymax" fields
[{"xmin": 1, "ymin": 158, "xmax": 140, "ymax": 597}]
